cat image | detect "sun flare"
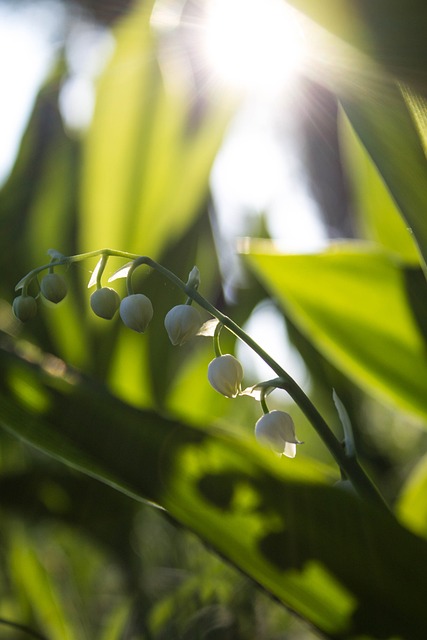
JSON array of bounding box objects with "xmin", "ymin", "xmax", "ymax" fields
[{"xmin": 203, "ymin": 0, "xmax": 304, "ymax": 94}]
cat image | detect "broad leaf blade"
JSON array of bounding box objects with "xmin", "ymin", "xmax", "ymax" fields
[
  {"xmin": 243, "ymin": 241, "xmax": 427, "ymax": 420},
  {"xmin": 339, "ymin": 110, "xmax": 419, "ymax": 262},
  {"xmin": 1, "ymin": 341, "xmax": 427, "ymax": 639},
  {"xmin": 287, "ymin": 0, "xmax": 427, "ymax": 91},
  {"xmin": 341, "ymin": 85, "xmax": 427, "ymax": 269},
  {"xmin": 284, "ymin": 4, "xmax": 427, "ymax": 267}
]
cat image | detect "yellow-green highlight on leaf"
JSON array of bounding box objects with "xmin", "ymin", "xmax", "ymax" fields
[
  {"xmin": 282, "ymin": 562, "xmax": 357, "ymax": 634},
  {"xmin": 397, "ymin": 453, "xmax": 427, "ymax": 538},
  {"xmin": 243, "ymin": 241, "xmax": 427, "ymax": 420},
  {"xmin": 108, "ymin": 328, "xmax": 154, "ymax": 409},
  {"xmin": 285, "ymin": 0, "xmax": 368, "ymax": 56},
  {"xmin": 339, "ymin": 111, "xmax": 419, "ymax": 262},
  {"xmin": 8, "ymin": 366, "xmax": 51, "ymax": 415}
]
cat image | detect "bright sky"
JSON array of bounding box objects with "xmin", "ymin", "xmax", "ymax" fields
[
  {"xmin": 0, "ymin": 4, "xmax": 59, "ymax": 185},
  {"xmin": 204, "ymin": 0, "xmax": 304, "ymax": 95}
]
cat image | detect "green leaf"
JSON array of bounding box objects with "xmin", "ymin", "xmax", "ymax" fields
[
  {"xmin": 2, "ymin": 341, "xmax": 427, "ymax": 639},
  {"xmin": 80, "ymin": 0, "xmax": 233, "ymax": 260},
  {"xmin": 401, "ymin": 86, "xmax": 427, "ymax": 156},
  {"xmin": 284, "ymin": 3, "xmax": 427, "ymax": 267},
  {"xmin": 73, "ymin": 0, "xmax": 235, "ymax": 402},
  {"xmin": 397, "ymin": 453, "xmax": 427, "ymax": 539},
  {"xmin": 99, "ymin": 601, "xmax": 133, "ymax": 640},
  {"xmin": 9, "ymin": 527, "xmax": 75, "ymax": 640},
  {"xmin": 243, "ymin": 241, "xmax": 427, "ymax": 420},
  {"xmin": 340, "ymin": 85, "xmax": 427, "ymax": 269},
  {"xmin": 287, "ymin": 0, "xmax": 427, "ymax": 91},
  {"xmin": 339, "ymin": 110, "xmax": 419, "ymax": 262}
]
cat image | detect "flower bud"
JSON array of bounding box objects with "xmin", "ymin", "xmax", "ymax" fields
[
  {"xmin": 120, "ymin": 293, "xmax": 153, "ymax": 333},
  {"xmin": 40, "ymin": 273, "xmax": 68, "ymax": 303},
  {"xmin": 255, "ymin": 410, "xmax": 301, "ymax": 458},
  {"xmin": 90, "ymin": 287, "xmax": 120, "ymax": 319},
  {"xmin": 208, "ymin": 355, "xmax": 243, "ymax": 398},
  {"xmin": 164, "ymin": 304, "xmax": 202, "ymax": 345},
  {"xmin": 13, "ymin": 295, "xmax": 37, "ymax": 322},
  {"xmin": 186, "ymin": 266, "xmax": 200, "ymax": 289}
]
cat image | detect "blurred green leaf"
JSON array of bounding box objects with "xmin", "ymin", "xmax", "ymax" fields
[
  {"xmin": 80, "ymin": 0, "xmax": 233, "ymax": 260},
  {"xmin": 9, "ymin": 527, "xmax": 75, "ymax": 640},
  {"xmin": 2, "ymin": 340, "xmax": 427, "ymax": 638},
  {"xmin": 284, "ymin": 2, "xmax": 427, "ymax": 267},
  {"xmin": 0, "ymin": 70, "xmax": 78, "ymax": 294},
  {"xmin": 243, "ymin": 241, "xmax": 427, "ymax": 420},
  {"xmin": 339, "ymin": 110, "xmax": 419, "ymax": 262},
  {"xmin": 401, "ymin": 86, "xmax": 427, "ymax": 156},
  {"xmin": 99, "ymin": 601, "xmax": 132, "ymax": 640},
  {"xmin": 70, "ymin": 0, "xmax": 235, "ymax": 404},
  {"xmin": 287, "ymin": 0, "xmax": 427, "ymax": 91},
  {"xmin": 397, "ymin": 453, "xmax": 427, "ymax": 539},
  {"xmin": 0, "ymin": 469, "xmax": 137, "ymax": 558},
  {"xmin": 0, "ymin": 68, "xmax": 99, "ymax": 372},
  {"xmin": 340, "ymin": 85, "xmax": 427, "ymax": 269}
]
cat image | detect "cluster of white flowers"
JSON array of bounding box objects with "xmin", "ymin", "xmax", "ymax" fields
[
  {"xmin": 13, "ymin": 261, "xmax": 302, "ymax": 458},
  {"xmin": 13, "ymin": 272, "xmax": 204, "ymax": 342},
  {"xmin": 90, "ymin": 288, "xmax": 155, "ymax": 332},
  {"xmin": 13, "ymin": 272, "xmax": 67, "ymax": 321}
]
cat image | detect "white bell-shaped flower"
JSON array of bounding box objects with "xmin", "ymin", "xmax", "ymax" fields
[
  {"xmin": 208, "ymin": 354, "xmax": 243, "ymax": 398},
  {"xmin": 90, "ymin": 287, "xmax": 120, "ymax": 319},
  {"xmin": 13, "ymin": 295, "xmax": 37, "ymax": 322},
  {"xmin": 255, "ymin": 410, "xmax": 301, "ymax": 458},
  {"xmin": 164, "ymin": 304, "xmax": 202, "ymax": 345},
  {"xmin": 120, "ymin": 293, "xmax": 153, "ymax": 333},
  {"xmin": 40, "ymin": 273, "xmax": 68, "ymax": 303}
]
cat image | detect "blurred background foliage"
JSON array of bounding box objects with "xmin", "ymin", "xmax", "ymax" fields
[{"xmin": 0, "ymin": 0, "xmax": 427, "ymax": 638}]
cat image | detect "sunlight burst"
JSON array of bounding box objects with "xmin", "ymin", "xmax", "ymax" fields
[{"xmin": 204, "ymin": 0, "xmax": 304, "ymax": 94}]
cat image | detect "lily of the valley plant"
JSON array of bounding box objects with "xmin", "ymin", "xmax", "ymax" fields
[{"xmin": 14, "ymin": 248, "xmax": 388, "ymax": 512}]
